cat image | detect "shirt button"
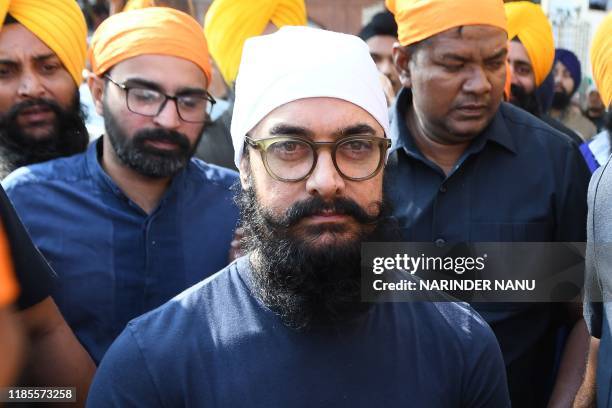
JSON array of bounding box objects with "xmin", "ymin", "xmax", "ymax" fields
[
  {"xmin": 434, "ymin": 238, "xmax": 446, "ymax": 248},
  {"xmin": 439, "ymin": 184, "xmax": 447, "ymax": 193}
]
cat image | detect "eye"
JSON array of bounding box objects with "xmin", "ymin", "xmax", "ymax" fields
[
  {"xmin": 338, "ymin": 139, "xmax": 375, "ymax": 160},
  {"xmin": 177, "ymin": 95, "xmax": 206, "ymax": 110},
  {"xmin": 442, "ymin": 63, "xmax": 463, "ymax": 72},
  {"xmin": 129, "ymin": 88, "xmax": 162, "ymax": 104},
  {"xmin": 486, "ymin": 60, "xmax": 505, "ymax": 71},
  {"xmin": 40, "ymin": 63, "xmax": 60, "ymax": 74},
  {"xmin": 269, "ymin": 140, "xmax": 311, "ymax": 161},
  {"xmin": 0, "ymin": 64, "xmax": 14, "ymax": 78}
]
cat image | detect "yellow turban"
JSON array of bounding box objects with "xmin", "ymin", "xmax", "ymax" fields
[
  {"xmin": 204, "ymin": 0, "xmax": 307, "ymax": 85},
  {"xmin": 505, "ymin": 2, "xmax": 554, "ymax": 87},
  {"xmin": 89, "ymin": 7, "xmax": 212, "ymax": 85},
  {"xmin": 590, "ymin": 12, "xmax": 612, "ymax": 107},
  {"xmin": 0, "ymin": 0, "xmax": 87, "ymax": 86},
  {"xmin": 386, "ymin": 0, "xmax": 507, "ymax": 46}
]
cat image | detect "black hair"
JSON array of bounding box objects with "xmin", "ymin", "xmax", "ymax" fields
[
  {"xmin": 358, "ymin": 10, "xmax": 398, "ymax": 42},
  {"xmin": 3, "ymin": 14, "xmax": 18, "ymax": 24}
]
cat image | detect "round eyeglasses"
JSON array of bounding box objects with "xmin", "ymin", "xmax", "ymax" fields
[
  {"xmin": 105, "ymin": 75, "xmax": 216, "ymax": 123},
  {"xmin": 245, "ymin": 135, "xmax": 392, "ymax": 182}
]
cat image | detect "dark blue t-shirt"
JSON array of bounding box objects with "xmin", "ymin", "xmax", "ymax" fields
[{"xmin": 88, "ymin": 256, "xmax": 510, "ymax": 407}]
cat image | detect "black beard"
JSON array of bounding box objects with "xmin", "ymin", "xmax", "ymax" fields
[
  {"xmin": 552, "ymin": 90, "xmax": 571, "ymax": 110},
  {"xmin": 510, "ymin": 84, "xmax": 541, "ymax": 117},
  {"xmin": 0, "ymin": 93, "xmax": 89, "ymax": 178},
  {"xmin": 104, "ymin": 102, "xmax": 202, "ymax": 178},
  {"xmin": 235, "ymin": 178, "xmax": 400, "ymax": 331}
]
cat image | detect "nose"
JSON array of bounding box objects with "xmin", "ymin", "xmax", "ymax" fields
[
  {"xmin": 153, "ymin": 98, "xmax": 181, "ymax": 129},
  {"xmin": 463, "ymin": 66, "xmax": 492, "ymax": 95},
  {"xmin": 509, "ymin": 65, "xmax": 520, "ymax": 86},
  {"xmin": 379, "ymin": 57, "xmax": 394, "ymax": 76},
  {"xmin": 305, "ymin": 150, "xmax": 345, "ymax": 199},
  {"xmin": 17, "ymin": 71, "xmax": 46, "ymax": 100}
]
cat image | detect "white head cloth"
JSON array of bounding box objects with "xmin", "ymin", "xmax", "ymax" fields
[{"xmin": 230, "ymin": 26, "xmax": 391, "ymax": 168}]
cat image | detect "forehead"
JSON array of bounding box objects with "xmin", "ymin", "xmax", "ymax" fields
[
  {"xmin": 108, "ymin": 54, "xmax": 208, "ymax": 89},
  {"xmin": 366, "ymin": 35, "xmax": 396, "ymax": 55},
  {"xmin": 251, "ymin": 97, "xmax": 384, "ymax": 138},
  {"xmin": 554, "ymin": 60, "xmax": 570, "ymax": 72},
  {"xmin": 0, "ymin": 23, "xmax": 57, "ymax": 60},
  {"xmin": 425, "ymin": 25, "xmax": 507, "ymax": 58},
  {"xmin": 508, "ymin": 41, "xmax": 531, "ymax": 64}
]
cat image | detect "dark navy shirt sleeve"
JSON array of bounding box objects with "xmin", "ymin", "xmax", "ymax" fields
[
  {"xmin": 462, "ymin": 317, "xmax": 511, "ymax": 407},
  {"xmin": 0, "ymin": 185, "xmax": 54, "ymax": 310},
  {"xmin": 87, "ymin": 325, "xmax": 162, "ymax": 407}
]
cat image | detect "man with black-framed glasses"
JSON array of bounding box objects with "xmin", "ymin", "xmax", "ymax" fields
[
  {"xmin": 2, "ymin": 7, "xmax": 239, "ymax": 365},
  {"xmin": 88, "ymin": 26, "xmax": 510, "ymax": 407}
]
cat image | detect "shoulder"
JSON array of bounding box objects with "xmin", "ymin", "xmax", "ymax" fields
[
  {"xmin": 423, "ymin": 301, "xmax": 498, "ymax": 347},
  {"xmin": 185, "ymin": 158, "xmax": 239, "ymax": 190},
  {"xmin": 2, "ymin": 152, "xmax": 89, "ymax": 192},
  {"xmin": 498, "ymin": 103, "xmax": 576, "ymax": 151}
]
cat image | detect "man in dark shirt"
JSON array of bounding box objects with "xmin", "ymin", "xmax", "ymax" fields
[
  {"xmin": 87, "ymin": 26, "xmax": 510, "ymax": 407},
  {"xmin": 386, "ymin": 0, "xmax": 590, "ymax": 406}
]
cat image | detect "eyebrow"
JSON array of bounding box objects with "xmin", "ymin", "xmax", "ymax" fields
[
  {"xmin": 268, "ymin": 124, "xmax": 313, "ymax": 137},
  {"xmin": 33, "ymin": 53, "xmax": 58, "ymax": 63},
  {"xmin": 122, "ymin": 77, "xmax": 207, "ymax": 95},
  {"xmin": 334, "ymin": 123, "xmax": 378, "ymax": 137},
  {"xmin": 0, "ymin": 53, "xmax": 57, "ymax": 66},
  {"xmin": 485, "ymin": 48, "xmax": 508, "ymax": 62},
  {"xmin": 268, "ymin": 123, "xmax": 378, "ymax": 138},
  {"xmin": 439, "ymin": 48, "xmax": 508, "ymax": 63}
]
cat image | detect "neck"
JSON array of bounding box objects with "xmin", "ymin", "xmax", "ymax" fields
[
  {"xmin": 100, "ymin": 136, "xmax": 172, "ymax": 214},
  {"xmin": 406, "ymin": 107, "xmax": 469, "ymax": 175}
]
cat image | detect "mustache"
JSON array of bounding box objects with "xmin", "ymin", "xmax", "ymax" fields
[
  {"xmin": 132, "ymin": 128, "xmax": 191, "ymax": 152},
  {"xmin": 1, "ymin": 98, "xmax": 63, "ymax": 123},
  {"xmin": 270, "ymin": 195, "xmax": 382, "ymax": 228}
]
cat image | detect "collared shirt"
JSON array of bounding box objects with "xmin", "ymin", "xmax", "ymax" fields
[
  {"xmin": 2, "ymin": 139, "xmax": 239, "ymax": 363},
  {"xmin": 384, "ymin": 89, "xmax": 590, "ymax": 407},
  {"xmin": 87, "ymin": 256, "xmax": 510, "ymax": 408}
]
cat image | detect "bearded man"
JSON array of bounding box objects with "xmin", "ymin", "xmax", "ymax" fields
[
  {"xmin": 550, "ymin": 48, "xmax": 597, "ymax": 140},
  {"xmin": 504, "ymin": 1, "xmax": 582, "ymax": 144},
  {"xmin": 0, "ymin": 1, "xmax": 89, "ymax": 179},
  {"xmin": 86, "ymin": 26, "xmax": 510, "ymax": 408},
  {"xmin": 2, "ymin": 7, "xmax": 239, "ymax": 365}
]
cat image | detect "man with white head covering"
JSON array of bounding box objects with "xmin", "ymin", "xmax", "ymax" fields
[{"xmin": 87, "ymin": 26, "xmax": 510, "ymax": 407}]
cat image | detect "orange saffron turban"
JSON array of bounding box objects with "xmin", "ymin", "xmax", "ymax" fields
[
  {"xmin": 505, "ymin": 1, "xmax": 554, "ymax": 87},
  {"xmin": 0, "ymin": 0, "xmax": 87, "ymax": 85},
  {"xmin": 0, "ymin": 222, "xmax": 18, "ymax": 306},
  {"xmin": 204, "ymin": 0, "xmax": 307, "ymax": 85},
  {"xmin": 88, "ymin": 7, "xmax": 212, "ymax": 84},
  {"xmin": 590, "ymin": 12, "xmax": 612, "ymax": 107},
  {"xmin": 386, "ymin": 0, "xmax": 507, "ymax": 46}
]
